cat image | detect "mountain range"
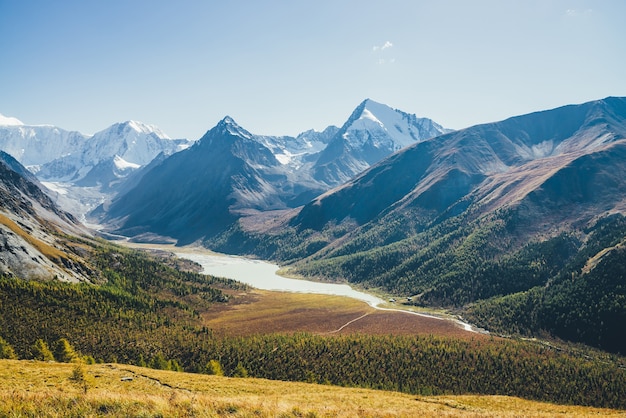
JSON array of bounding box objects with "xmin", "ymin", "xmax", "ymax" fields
[
  {"xmin": 92, "ymin": 99, "xmax": 450, "ymax": 243},
  {"xmin": 220, "ymin": 96, "xmax": 624, "ymax": 353},
  {"xmin": 0, "ymin": 116, "xmax": 192, "ymax": 220},
  {"xmin": 0, "ymin": 99, "xmax": 448, "ymax": 225},
  {"xmin": 0, "ymin": 119, "xmax": 87, "ymax": 168},
  {"xmin": 291, "ymin": 96, "xmax": 626, "ymax": 233},
  {"xmin": 2, "ymin": 97, "xmax": 626, "ymax": 353}
]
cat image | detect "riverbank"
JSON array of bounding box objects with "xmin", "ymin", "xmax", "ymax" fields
[{"xmin": 118, "ymin": 241, "xmax": 482, "ymax": 334}]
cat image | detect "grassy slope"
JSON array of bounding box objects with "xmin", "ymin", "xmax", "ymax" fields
[
  {"xmin": 3, "ymin": 243, "xmax": 626, "ymax": 413},
  {"xmin": 2, "ymin": 360, "xmax": 624, "ymax": 418}
]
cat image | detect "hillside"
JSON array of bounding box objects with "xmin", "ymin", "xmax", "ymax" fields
[
  {"xmin": 2, "ymin": 360, "xmax": 625, "ymax": 417},
  {"xmin": 205, "ymin": 97, "xmax": 626, "ymax": 354},
  {"xmin": 1, "ymin": 240, "xmax": 626, "ymax": 409},
  {"xmin": 0, "ymin": 151, "xmax": 94, "ymax": 282}
]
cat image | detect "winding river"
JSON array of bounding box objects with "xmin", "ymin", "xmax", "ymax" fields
[{"xmin": 172, "ymin": 248, "xmax": 480, "ymax": 333}]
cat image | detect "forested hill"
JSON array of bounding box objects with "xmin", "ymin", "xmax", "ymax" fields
[
  {"xmin": 207, "ymin": 97, "xmax": 626, "ymax": 354},
  {"xmin": 0, "ymin": 243, "xmax": 625, "ymax": 409}
]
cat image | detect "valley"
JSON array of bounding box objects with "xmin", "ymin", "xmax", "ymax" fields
[
  {"xmin": 119, "ymin": 241, "xmax": 479, "ymax": 337},
  {"xmin": 1, "ymin": 97, "xmax": 626, "ymax": 414},
  {"xmin": 4, "ymin": 0, "xmax": 626, "ymax": 414}
]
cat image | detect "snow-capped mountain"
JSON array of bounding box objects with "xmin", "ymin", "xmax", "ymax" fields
[
  {"xmin": 96, "ymin": 101, "xmax": 451, "ymax": 244},
  {"xmin": 0, "ymin": 115, "xmax": 192, "ymax": 220},
  {"xmin": 37, "ymin": 120, "xmax": 189, "ymax": 183},
  {"xmin": 254, "ymin": 126, "xmax": 339, "ymax": 169},
  {"xmin": 37, "ymin": 120, "xmax": 192, "ymax": 222},
  {"xmin": 312, "ymin": 99, "xmax": 451, "ymax": 185},
  {"xmin": 342, "ymin": 99, "xmax": 451, "ymax": 152},
  {"xmin": 94, "ymin": 116, "xmax": 317, "ymax": 244},
  {"xmin": 0, "ymin": 113, "xmax": 25, "ymax": 126},
  {"xmin": 0, "ymin": 114, "xmax": 88, "ymax": 168}
]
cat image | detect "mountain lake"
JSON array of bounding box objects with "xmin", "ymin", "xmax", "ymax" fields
[{"xmin": 174, "ymin": 250, "xmax": 384, "ymax": 307}]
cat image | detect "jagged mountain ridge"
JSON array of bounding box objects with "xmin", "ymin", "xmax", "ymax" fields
[
  {"xmin": 2, "ymin": 101, "xmax": 445, "ymax": 225},
  {"xmin": 0, "ymin": 121, "xmax": 88, "ymax": 168},
  {"xmin": 0, "ymin": 117, "xmax": 193, "ymax": 220},
  {"xmin": 96, "ymin": 117, "xmax": 331, "ymax": 244},
  {"xmin": 36, "ymin": 120, "xmax": 190, "ymax": 184},
  {"xmin": 95, "ymin": 100, "xmax": 448, "ymax": 243},
  {"xmin": 254, "ymin": 125, "xmax": 339, "ymax": 169}
]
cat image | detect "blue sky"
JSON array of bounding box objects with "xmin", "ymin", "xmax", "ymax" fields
[{"xmin": 1, "ymin": 0, "xmax": 625, "ymax": 140}]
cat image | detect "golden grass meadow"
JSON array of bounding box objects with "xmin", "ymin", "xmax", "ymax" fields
[{"xmin": 1, "ymin": 359, "xmax": 625, "ymax": 417}]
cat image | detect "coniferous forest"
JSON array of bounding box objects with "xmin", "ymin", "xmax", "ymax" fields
[
  {"xmin": 216, "ymin": 209, "xmax": 626, "ymax": 356},
  {"xmin": 0, "ymin": 241, "xmax": 625, "ymax": 409}
]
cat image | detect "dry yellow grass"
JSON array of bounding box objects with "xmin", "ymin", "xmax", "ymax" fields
[{"xmin": 1, "ymin": 360, "xmax": 624, "ymax": 417}]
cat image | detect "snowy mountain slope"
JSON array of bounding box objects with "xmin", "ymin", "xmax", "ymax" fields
[
  {"xmin": 0, "ymin": 113, "xmax": 25, "ymax": 126},
  {"xmin": 0, "ymin": 115, "xmax": 192, "ymax": 220},
  {"xmin": 254, "ymin": 126, "xmax": 339, "ymax": 169},
  {"xmin": 37, "ymin": 120, "xmax": 190, "ymax": 182},
  {"xmin": 312, "ymin": 99, "xmax": 451, "ymax": 185},
  {"xmin": 342, "ymin": 99, "xmax": 451, "ymax": 151},
  {"xmin": 0, "ymin": 115, "xmax": 88, "ymax": 168}
]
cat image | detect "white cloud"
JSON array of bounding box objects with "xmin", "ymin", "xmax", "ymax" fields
[
  {"xmin": 373, "ymin": 41, "xmax": 393, "ymax": 52},
  {"xmin": 565, "ymin": 8, "xmax": 593, "ymax": 17},
  {"xmin": 373, "ymin": 41, "xmax": 395, "ymax": 65}
]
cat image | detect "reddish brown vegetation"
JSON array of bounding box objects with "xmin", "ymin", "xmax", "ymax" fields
[{"xmin": 202, "ymin": 289, "xmax": 482, "ymax": 339}]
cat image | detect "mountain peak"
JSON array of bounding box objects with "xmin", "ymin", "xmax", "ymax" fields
[
  {"xmin": 109, "ymin": 120, "xmax": 171, "ymax": 139},
  {"xmin": 341, "ymin": 99, "xmax": 448, "ymax": 148},
  {"xmin": 0, "ymin": 113, "xmax": 24, "ymax": 126},
  {"xmin": 219, "ymin": 115, "xmax": 237, "ymax": 125},
  {"xmin": 361, "ymin": 98, "xmax": 384, "ymax": 107},
  {"xmin": 214, "ymin": 116, "xmax": 253, "ymax": 139}
]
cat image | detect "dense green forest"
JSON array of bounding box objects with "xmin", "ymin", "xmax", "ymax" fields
[
  {"xmin": 467, "ymin": 223, "xmax": 626, "ymax": 354},
  {"xmin": 273, "ymin": 209, "xmax": 583, "ymax": 306},
  {"xmin": 0, "ymin": 241, "xmax": 625, "ymax": 409},
  {"xmin": 210, "ymin": 207, "xmax": 626, "ymax": 355},
  {"xmin": 0, "ymin": 244, "xmax": 244, "ymax": 362}
]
